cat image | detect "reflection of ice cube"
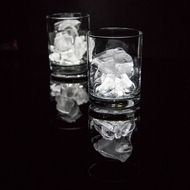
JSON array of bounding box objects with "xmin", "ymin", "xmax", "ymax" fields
[
  {"xmin": 92, "ymin": 118, "xmax": 135, "ymax": 140},
  {"xmin": 54, "ymin": 83, "xmax": 89, "ymax": 123},
  {"xmin": 91, "ymin": 48, "xmax": 135, "ymax": 98},
  {"xmin": 50, "ymin": 83, "xmax": 62, "ymax": 96},
  {"xmin": 56, "ymin": 96, "xmax": 82, "ymax": 123},
  {"xmin": 93, "ymin": 137, "xmax": 133, "ymax": 162},
  {"xmin": 60, "ymin": 83, "xmax": 89, "ymax": 105},
  {"xmin": 91, "ymin": 118, "xmax": 135, "ymax": 162}
]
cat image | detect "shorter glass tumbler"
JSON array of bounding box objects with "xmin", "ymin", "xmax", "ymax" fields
[
  {"xmin": 88, "ymin": 27, "xmax": 143, "ymax": 108},
  {"xmin": 46, "ymin": 13, "xmax": 90, "ymax": 78}
]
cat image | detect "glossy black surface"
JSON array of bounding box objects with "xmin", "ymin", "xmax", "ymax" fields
[{"xmin": 0, "ymin": 49, "xmax": 189, "ymax": 189}]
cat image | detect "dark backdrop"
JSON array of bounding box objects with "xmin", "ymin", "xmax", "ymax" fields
[
  {"xmin": 0, "ymin": 0, "xmax": 188, "ymax": 59},
  {"xmin": 0, "ymin": 0, "xmax": 189, "ymax": 189}
]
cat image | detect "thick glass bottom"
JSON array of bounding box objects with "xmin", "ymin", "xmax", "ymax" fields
[
  {"xmin": 89, "ymin": 94, "xmax": 140, "ymax": 109},
  {"xmin": 51, "ymin": 63, "xmax": 87, "ymax": 79}
]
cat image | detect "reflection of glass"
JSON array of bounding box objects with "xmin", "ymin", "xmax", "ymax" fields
[
  {"xmin": 50, "ymin": 78, "xmax": 89, "ymax": 123},
  {"xmin": 88, "ymin": 27, "xmax": 143, "ymax": 108},
  {"xmin": 89, "ymin": 104, "xmax": 139, "ymax": 162},
  {"xmin": 47, "ymin": 13, "xmax": 90, "ymax": 78}
]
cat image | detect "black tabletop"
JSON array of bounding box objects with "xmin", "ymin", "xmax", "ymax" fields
[{"xmin": 0, "ymin": 50, "xmax": 189, "ymax": 190}]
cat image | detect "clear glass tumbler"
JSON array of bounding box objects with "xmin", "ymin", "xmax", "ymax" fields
[
  {"xmin": 88, "ymin": 27, "xmax": 143, "ymax": 108},
  {"xmin": 46, "ymin": 13, "xmax": 90, "ymax": 78}
]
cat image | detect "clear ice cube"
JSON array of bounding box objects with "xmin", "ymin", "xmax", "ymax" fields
[
  {"xmin": 55, "ymin": 19, "xmax": 81, "ymax": 32},
  {"xmin": 91, "ymin": 47, "xmax": 136, "ymax": 98},
  {"xmin": 56, "ymin": 96, "xmax": 82, "ymax": 123},
  {"xmin": 50, "ymin": 83, "xmax": 62, "ymax": 96},
  {"xmin": 91, "ymin": 118, "xmax": 135, "ymax": 162},
  {"xmin": 49, "ymin": 19, "xmax": 87, "ymax": 66},
  {"xmin": 93, "ymin": 137, "xmax": 133, "ymax": 162},
  {"xmin": 92, "ymin": 118, "xmax": 135, "ymax": 140},
  {"xmin": 54, "ymin": 83, "xmax": 88, "ymax": 123},
  {"xmin": 106, "ymin": 39, "xmax": 129, "ymax": 52}
]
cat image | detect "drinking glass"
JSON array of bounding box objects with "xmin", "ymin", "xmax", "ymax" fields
[
  {"xmin": 47, "ymin": 13, "xmax": 90, "ymax": 79},
  {"xmin": 88, "ymin": 27, "xmax": 143, "ymax": 108}
]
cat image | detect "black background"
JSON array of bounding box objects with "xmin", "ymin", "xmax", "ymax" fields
[
  {"xmin": 0, "ymin": 0, "xmax": 188, "ymax": 59},
  {"xmin": 0, "ymin": 0, "xmax": 189, "ymax": 189}
]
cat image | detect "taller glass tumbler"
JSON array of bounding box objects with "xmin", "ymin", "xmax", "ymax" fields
[
  {"xmin": 88, "ymin": 27, "xmax": 143, "ymax": 108},
  {"xmin": 47, "ymin": 13, "xmax": 90, "ymax": 78}
]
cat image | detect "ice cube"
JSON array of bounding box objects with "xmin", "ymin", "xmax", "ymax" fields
[
  {"xmin": 88, "ymin": 37, "xmax": 95, "ymax": 62},
  {"xmin": 49, "ymin": 19, "xmax": 87, "ymax": 65},
  {"xmin": 49, "ymin": 49, "xmax": 81, "ymax": 65},
  {"xmin": 91, "ymin": 47, "xmax": 136, "ymax": 98},
  {"xmin": 115, "ymin": 141, "xmax": 132, "ymax": 154},
  {"xmin": 60, "ymin": 49, "xmax": 81, "ymax": 65},
  {"xmin": 92, "ymin": 48, "xmax": 133, "ymax": 75},
  {"xmin": 93, "ymin": 119, "xmax": 115, "ymax": 140},
  {"xmin": 116, "ymin": 74, "xmax": 136, "ymax": 94},
  {"xmin": 54, "ymin": 32, "xmax": 74, "ymax": 52},
  {"xmin": 95, "ymin": 73, "xmax": 135, "ymax": 98},
  {"xmin": 93, "ymin": 137, "xmax": 133, "ymax": 162},
  {"xmin": 56, "ymin": 96, "xmax": 82, "ymax": 123},
  {"xmin": 50, "ymin": 34, "xmax": 86, "ymax": 65},
  {"xmin": 74, "ymin": 36, "xmax": 87, "ymax": 60},
  {"xmin": 95, "ymin": 74, "xmax": 115, "ymax": 97},
  {"xmin": 54, "ymin": 83, "xmax": 88, "ymax": 123},
  {"xmin": 92, "ymin": 119, "xmax": 135, "ymax": 140},
  {"xmin": 55, "ymin": 19, "xmax": 81, "ymax": 33},
  {"xmin": 60, "ymin": 83, "xmax": 89, "ymax": 105},
  {"xmin": 50, "ymin": 83, "xmax": 62, "ymax": 96},
  {"xmin": 72, "ymin": 86, "xmax": 89, "ymax": 105},
  {"xmin": 106, "ymin": 39, "xmax": 129, "ymax": 52},
  {"xmin": 91, "ymin": 118, "xmax": 135, "ymax": 162},
  {"xmin": 49, "ymin": 52, "xmax": 61, "ymax": 63}
]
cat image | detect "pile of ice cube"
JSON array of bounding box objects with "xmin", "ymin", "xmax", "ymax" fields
[
  {"xmin": 50, "ymin": 82, "xmax": 89, "ymax": 123},
  {"xmin": 92, "ymin": 118, "xmax": 135, "ymax": 141},
  {"xmin": 93, "ymin": 137, "xmax": 133, "ymax": 162},
  {"xmin": 91, "ymin": 47, "xmax": 135, "ymax": 98},
  {"xmin": 91, "ymin": 118, "xmax": 135, "ymax": 162},
  {"xmin": 49, "ymin": 20, "xmax": 87, "ymax": 65}
]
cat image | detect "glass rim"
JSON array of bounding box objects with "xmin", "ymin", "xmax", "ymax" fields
[
  {"xmin": 46, "ymin": 12, "xmax": 90, "ymax": 20},
  {"xmin": 88, "ymin": 27, "xmax": 143, "ymax": 39}
]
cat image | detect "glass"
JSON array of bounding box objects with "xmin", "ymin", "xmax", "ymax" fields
[
  {"xmin": 87, "ymin": 27, "xmax": 143, "ymax": 108},
  {"xmin": 46, "ymin": 13, "xmax": 90, "ymax": 79}
]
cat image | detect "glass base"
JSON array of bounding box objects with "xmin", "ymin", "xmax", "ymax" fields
[
  {"xmin": 51, "ymin": 63, "xmax": 87, "ymax": 79},
  {"xmin": 89, "ymin": 104, "xmax": 140, "ymax": 121},
  {"xmin": 89, "ymin": 94, "xmax": 140, "ymax": 109}
]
